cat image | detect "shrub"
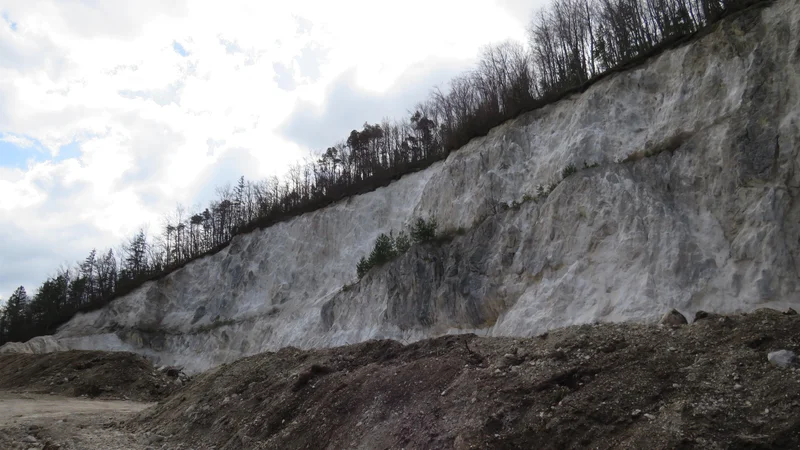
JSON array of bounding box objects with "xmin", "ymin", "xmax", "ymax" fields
[
  {"xmin": 369, "ymin": 233, "xmax": 396, "ymax": 266},
  {"xmin": 410, "ymin": 217, "xmax": 438, "ymax": 244},
  {"xmin": 394, "ymin": 231, "xmax": 411, "ymax": 253},
  {"xmin": 356, "ymin": 217, "xmax": 440, "ymax": 279},
  {"xmin": 562, "ymin": 164, "xmax": 577, "ymax": 179},
  {"xmin": 356, "ymin": 256, "xmax": 370, "ymax": 278}
]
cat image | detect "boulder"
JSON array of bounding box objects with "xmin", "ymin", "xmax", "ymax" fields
[
  {"xmin": 660, "ymin": 309, "xmax": 688, "ymax": 327},
  {"xmin": 694, "ymin": 311, "xmax": 711, "ymax": 322},
  {"xmin": 768, "ymin": 350, "xmax": 797, "ymax": 368}
]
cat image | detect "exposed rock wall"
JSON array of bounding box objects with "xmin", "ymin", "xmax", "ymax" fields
[{"xmin": 15, "ymin": 0, "xmax": 800, "ymax": 372}]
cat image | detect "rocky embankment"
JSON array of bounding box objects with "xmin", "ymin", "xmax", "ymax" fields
[
  {"xmin": 2, "ymin": 310, "xmax": 800, "ymax": 449},
  {"xmin": 0, "ymin": 350, "xmax": 186, "ymax": 402},
  {"xmin": 4, "ymin": 0, "xmax": 800, "ymax": 372},
  {"xmin": 128, "ymin": 309, "xmax": 800, "ymax": 449}
]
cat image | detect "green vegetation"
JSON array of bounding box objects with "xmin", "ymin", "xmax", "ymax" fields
[
  {"xmin": 395, "ymin": 231, "xmax": 411, "ymax": 253},
  {"xmin": 356, "ymin": 218, "xmax": 438, "ymax": 278},
  {"xmin": 410, "ymin": 217, "xmax": 439, "ymax": 244},
  {"xmin": 583, "ymin": 160, "xmax": 600, "ymax": 169}
]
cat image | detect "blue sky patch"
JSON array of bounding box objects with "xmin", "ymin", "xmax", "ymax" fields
[
  {"xmin": 0, "ymin": 137, "xmax": 37, "ymax": 169},
  {"xmin": 2, "ymin": 12, "xmax": 17, "ymax": 31},
  {"xmin": 0, "ymin": 135, "xmax": 82, "ymax": 169},
  {"xmin": 58, "ymin": 140, "xmax": 82, "ymax": 160},
  {"xmin": 173, "ymin": 41, "xmax": 189, "ymax": 57}
]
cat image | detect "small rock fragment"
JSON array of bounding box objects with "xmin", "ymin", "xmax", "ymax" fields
[
  {"xmin": 631, "ymin": 409, "xmax": 642, "ymax": 417},
  {"xmin": 694, "ymin": 311, "xmax": 710, "ymax": 321},
  {"xmin": 785, "ymin": 308, "xmax": 797, "ymax": 316},
  {"xmin": 22, "ymin": 435, "xmax": 37, "ymax": 443},
  {"xmin": 768, "ymin": 350, "xmax": 797, "ymax": 368},
  {"xmin": 644, "ymin": 413, "xmax": 656, "ymax": 420},
  {"xmin": 660, "ymin": 309, "xmax": 688, "ymax": 326},
  {"xmin": 501, "ymin": 353, "xmax": 522, "ymax": 367},
  {"xmin": 147, "ymin": 434, "xmax": 165, "ymax": 444}
]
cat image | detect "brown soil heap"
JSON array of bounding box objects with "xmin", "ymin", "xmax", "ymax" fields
[
  {"xmin": 132, "ymin": 309, "xmax": 800, "ymax": 449},
  {"xmin": 0, "ymin": 350, "xmax": 183, "ymax": 402}
]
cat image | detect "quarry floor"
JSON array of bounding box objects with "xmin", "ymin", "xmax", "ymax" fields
[
  {"xmin": 0, "ymin": 392, "xmax": 154, "ymax": 450},
  {"xmin": 3, "ymin": 309, "xmax": 800, "ymax": 449}
]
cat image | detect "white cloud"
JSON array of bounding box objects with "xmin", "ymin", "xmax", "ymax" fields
[
  {"xmin": 0, "ymin": 0, "xmax": 535, "ymax": 296},
  {"xmin": 0, "ymin": 133, "xmax": 34, "ymax": 148}
]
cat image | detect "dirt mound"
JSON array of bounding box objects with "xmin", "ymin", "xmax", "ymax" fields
[
  {"xmin": 0, "ymin": 350, "xmax": 184, "ymax": 402},
  {"xmin": 132, "ymin": 309, "xmax": 800, "ymax": 449}
]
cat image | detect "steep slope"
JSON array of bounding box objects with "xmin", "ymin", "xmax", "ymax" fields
[{"xmin": 20, "ymin": 0, "xmax": 800, "ymax": 372}]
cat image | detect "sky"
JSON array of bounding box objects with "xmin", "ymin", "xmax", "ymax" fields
[{"xmin": 0, "ymin": 0, "xmax": 539, "ymax": 301}]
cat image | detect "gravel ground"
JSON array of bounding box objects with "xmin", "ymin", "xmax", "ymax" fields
[{"xmin": 0, "ymin": 392, "xmax": 153, "ymax": 450}]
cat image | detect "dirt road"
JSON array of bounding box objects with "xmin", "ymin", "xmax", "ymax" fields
[{"xmin": 0, "ymin": 392, "xmax": 156, "ymax": 450}]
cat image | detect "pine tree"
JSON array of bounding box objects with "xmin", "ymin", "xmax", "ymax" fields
[
  {"xmin": 80, "ymin": 249, "xmax": 98, "ymax": 306},
  {"xmin": 4, "ymin": 286, "xmax": 30, "ymax": 343},
  {"xmin": 97, "ymin": 249, "xmax": 117, "ymax": 301},
  {"xmin": 0, "ymin": 302, "xmax": 8, "ymax": 343},
  {"xmin": 356, "ymin": 257, "xmax": 370, "ymax": 278},
  {"xmin": 123, "ymin": 229, "xmax": 149, "ymax": 279},
  {"xmin": 394, "ymin": 231, "xmax": 411, "ymax": 254},
  {"xmin": 369, "ymin": 233, "xmax": 396, "ymax": 267},
  {"xmin": 410, "ymin": 217, "xmax": 438, "ymax": 244}
]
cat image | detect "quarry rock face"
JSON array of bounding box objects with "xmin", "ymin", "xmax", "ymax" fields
[{"xmin": 23, "ymin": 0, "xmax": 800, "ymax": 372}]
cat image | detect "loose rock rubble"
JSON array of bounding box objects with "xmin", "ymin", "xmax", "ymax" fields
[
  {"xmin": 0, "ymin": 350, "xmax": 182, "ymax": 402},
  {"xmin": 131, "ymin": 309, "xmax": 800, "ymax": 449}
]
